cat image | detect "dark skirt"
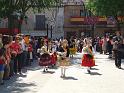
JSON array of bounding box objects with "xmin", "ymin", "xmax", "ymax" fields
[{"xmin": 39, "ymin": 53, "xmax": 51, "ymax": 66}]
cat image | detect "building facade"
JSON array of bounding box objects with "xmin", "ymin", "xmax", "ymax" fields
[{"xmin": 63, "ymin": 1, "xmax": 124, "ymax": 39}]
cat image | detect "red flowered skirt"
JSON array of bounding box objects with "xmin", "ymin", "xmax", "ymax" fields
[{"xmin": 81, "ymin": 54, "xmax": 95, "ymax": 67}]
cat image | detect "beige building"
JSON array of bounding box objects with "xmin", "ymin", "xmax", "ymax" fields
[{"xmin": 63, "ymin": 1, "xmax": 124, "ymax": 39}]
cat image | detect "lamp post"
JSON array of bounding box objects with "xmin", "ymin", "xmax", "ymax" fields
[
  {"xmin": 82, "ymin": 1, "xmax": 87, "ymax": 17},
  {"xmin": 46, "ymin": 24, "xmax": 49, "ymax": 38},
  {"xmin": 46, "ymin": 24, "xmax": 49, "ymax": 51},
  {"xmin": 50, "ymin": 25, "xmax": 52, "ymax": 39}
]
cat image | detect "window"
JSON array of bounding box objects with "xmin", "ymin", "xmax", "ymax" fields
[
  {"xmin": 35, "ymin": 15, "xmax": 46, "ymax": 30},
  {"xmin": 70, "ymin": 9, "xmax": 78, "ymax": 17},
  {"xmin": 80, "ymin": 10, "xmax": 85, "ymax": 17}
]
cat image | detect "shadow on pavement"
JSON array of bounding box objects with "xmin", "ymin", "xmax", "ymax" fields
[
  {"xmin": 90, "ymin": 67, "xmax": 99, "ymax": 70},
  {"xmin": 0, "ymin": 60, "xmax": 39, "ymax": 93},
  {"xmin": 63, "ymin": 76, "xmax": 78, "ymax": 80},
  {"xmin": 120, "ymin": 68, "xmax": 124, "ymax": 70},
  {"xmin": 90, "ymin": 72, "xmax": 102, "ymax": 76},
  {"xmin": 0, "ymin": 74, "xmax": 37, "ymax": 93},
  {"xmin": 0, "ymin": 82, "xmax": 37, "ymax": 93},
  {"xmin": 41, "ymin": 70, "xmax": 55, "ymax": 74},
  {"xmin": 14, "ymin": 73, "xmax": 27, "ymax": 78},
  {"xmin": 25, "ymin": 61, "xmax": 42, "ymax": 71},
  {"xmin": 95, "ymin": 57, "xmax": 108, "ymax": 59}
]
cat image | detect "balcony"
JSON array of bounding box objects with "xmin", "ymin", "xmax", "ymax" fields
[
  {"xmin": 70, "ymin": 16, "xmax": 85, "ymax": 25},
  {"xmin": 70, "ymin": 16, "xmax": 107, "ymax": 25},
  {"xmin": 70, "ymin": 17, "xmax": 84, "ymax": 22}
]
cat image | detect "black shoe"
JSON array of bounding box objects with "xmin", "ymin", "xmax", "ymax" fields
[
  {"xmin": 19, "ymin": 72, "xmax": 22, "ymax": 75},
  {"xmin": 43, "ymin": 69, "xmax": 46, "ymax": 72},
  {"xmin": 46, "ymin": 68, "xmax": 48, "ymax": 71},
  {"xmin": 87, "ymin": 70, "xmax": 91, "ymax": 73},
  {"xmin": 118, "ymin": 66, "xmax": 121, "ymax": 69},
  {"xmin": 60, "ymin": 75, "xmax": 63, "ymax": 78}
]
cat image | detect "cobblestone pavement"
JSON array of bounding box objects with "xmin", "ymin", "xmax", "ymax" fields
[{"xmin": 0, "ymin": 53, "xmax": 124, "ymax": 93}]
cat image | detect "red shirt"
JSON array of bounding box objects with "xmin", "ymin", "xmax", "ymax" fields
[
  {"xmin": 99, "ymin": 39, "xmax": 103, "ymax": 46},
  {"xmin": 0, "ymin": 58, "xmax": 4, "ymax": 64},
  {"xmin": 10, "ymin": 42, "xmax": 21, "ymax": 54},
  {"xmin": 5, "ymin": 44, "xmax": 11, "ymax": 63},
  {"xmin": 28, "ymin": 44, "xmax": 33, "ymax": 52}
]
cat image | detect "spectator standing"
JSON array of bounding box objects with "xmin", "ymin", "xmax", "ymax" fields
[
  {"xmin": 0, "ymin": 48, "xmax": 6, "ymax": 85},
  {"xmin": 11, "ymin": 36, "xmax": 22, "ymax": 74},
  {"xmin": 0, "ymin": 34, "xmax": 3, "ymax": 49}
]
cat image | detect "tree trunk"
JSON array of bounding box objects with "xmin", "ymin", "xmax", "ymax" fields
[
  {"xmin": 8, "ymin": 15, "xmax": 14, "ymax": 35},
  {"xmin": 92, "ymin": 24, "xmax": 95, "ymax": 38},
  {"xmin": 8, "ymin": 15, "xmax": 22, "ymax": 35},
  {"xmin": 115, "ymin": 16, "xmax": 121, "ymax": 31}
]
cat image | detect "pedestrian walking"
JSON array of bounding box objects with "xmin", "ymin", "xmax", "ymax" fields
[{"xmin": 115, "ymin": 39, "xmax": 124, "ymax": 69}]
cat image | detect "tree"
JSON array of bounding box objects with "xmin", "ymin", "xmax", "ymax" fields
[
  {"xmin": 0, "ymin": 0, "xmax": 61, "ymax": 34},
  {"xmin": 86, "ymin": 0, "xmax": 124, "ymax": 30}
]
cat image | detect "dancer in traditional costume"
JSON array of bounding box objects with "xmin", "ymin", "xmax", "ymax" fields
[
  {"xmin": 81, "ymin": 38, "xmax": 95, "ymax": 73},
  {"xmin": 57, "ymin": 42, "xmax": 70, "ymax": 78}
]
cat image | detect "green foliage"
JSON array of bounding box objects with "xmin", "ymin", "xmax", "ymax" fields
[
  {"xmin": 86, "ymin": 0, "xmax": 124, "ymax": 16},
  {"xmin": 0, "ymin": 0, "xmax": 60, "ymax": 18}
]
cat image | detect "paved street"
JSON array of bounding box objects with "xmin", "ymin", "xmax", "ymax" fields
[{"xmin": 0, "ymin": 53, "xmax": 124, "ymax": 93}]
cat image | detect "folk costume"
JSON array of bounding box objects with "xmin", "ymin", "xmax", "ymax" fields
[
  {"xmin": 81, "ymin": 45, "xmax": 95, "ymax": 73},
  {"xmin": 57, "ymin": 42, "xmax": 70, "ymax": 78}
]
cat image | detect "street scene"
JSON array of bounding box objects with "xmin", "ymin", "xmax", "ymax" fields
[
  {"xmin": 0, "ymin": 53, "xmax": 124, "ymax": 93},
  {"xmin": 0, "ymin": 0, "xmax": 124, "ymax": 93}
]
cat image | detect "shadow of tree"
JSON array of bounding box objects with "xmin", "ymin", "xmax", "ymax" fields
[
  {"xmin": 0, "ymin": 82, "xmax": 37, "ymax": 93},
  {"xmin": 0, "ymin": 61, "xmax": 39, "ymax": 93},
  {"xmin": 25, "ymin": 61, "xmax": 42, "ymax": 71}
]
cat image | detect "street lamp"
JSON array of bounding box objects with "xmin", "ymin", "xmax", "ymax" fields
[
  {"xmin": 50, "ymin": 25, "xmax": 53, "ymax": 39},
  {"xmin": 46, "ymin": 24, "xmax": 49, "ymax": 38},
  {"xmin": 82, "ymin": 2, "xmax": 87, "ymax": 17},
  {"xmin": 46, "ymin": 23, "xmax": 49, "ymax": 51}
]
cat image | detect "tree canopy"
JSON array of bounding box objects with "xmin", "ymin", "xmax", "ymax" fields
[
  {"xmin": 85, "ymin": 0, "xmax": 124, "ymax": 30},
  {"xmin": 0, "ymin": 0, "xmax": 61, "ymax": 18},
  {"xmin": 86, "ymin": 0, "xmax": 124, "ymax": 16}
]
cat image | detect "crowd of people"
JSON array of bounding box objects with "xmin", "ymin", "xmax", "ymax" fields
[
  {"xmin": 0, "ymin": 34, "xmax": 35, "ymax": 85},
  {"xmin": 0, "ymin": 31, "xmax": 124, "ymax": 85}
]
